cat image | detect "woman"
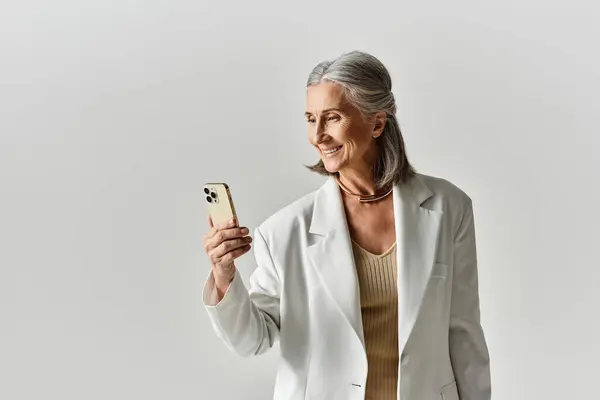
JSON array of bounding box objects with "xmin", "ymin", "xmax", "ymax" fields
[{"xmin": 202, "ymin": 51, "xmax": 491, "ymax": 400}]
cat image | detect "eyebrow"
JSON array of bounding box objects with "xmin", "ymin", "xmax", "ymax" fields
[{"xmin": 304, "ymin": 108, "xmax": 343, "ymax": 116}]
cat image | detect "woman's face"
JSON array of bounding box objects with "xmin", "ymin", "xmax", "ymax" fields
[{"xmin": 305, "ymin": 81, "xmax": 382, "ymax": 174}]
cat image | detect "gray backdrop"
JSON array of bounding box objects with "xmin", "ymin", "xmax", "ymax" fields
[{"xmin": 1, "ymin": 0, "xmax": 599, "ymax": 399}]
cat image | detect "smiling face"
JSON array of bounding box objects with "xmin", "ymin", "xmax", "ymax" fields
[{"xmin": 305, "ymin": 81, "xmax": 384, "ymax": 174}]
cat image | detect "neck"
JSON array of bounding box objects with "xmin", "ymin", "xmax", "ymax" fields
[
  {"xmin": 336, "ymin": 170, "xmax": 393, "ymax": 205},
  {"xmin": 336, "ymin": 174, "xmax": 393, "ymax": 206},
  {"xmin": 337, "ymin": 168, "xmax": 376, "ymax": 196}
]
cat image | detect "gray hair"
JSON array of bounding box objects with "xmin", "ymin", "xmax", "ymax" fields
[{"xmin": 304, "ymin": 50, "xmax": 416, "ymax": 190}]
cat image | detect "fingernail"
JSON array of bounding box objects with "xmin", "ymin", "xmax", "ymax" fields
[
  {"xmin": 241, "ymin": 227, "xmax": 249, "ymax": 234},
  {"xmin": 230, "ymin": 218, "xmax": 235, "ymax": 224}
]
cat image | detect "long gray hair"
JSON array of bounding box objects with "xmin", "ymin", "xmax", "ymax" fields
[{"xmin": 304, "ymin": 50, "xmax": 416, "ymax": 190}]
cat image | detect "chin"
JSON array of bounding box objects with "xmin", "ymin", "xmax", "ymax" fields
[{"xmin": 322, "ymin": 160, "xmax": 343, "ymax": 173}]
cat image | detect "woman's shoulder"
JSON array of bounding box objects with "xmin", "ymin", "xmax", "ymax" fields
[
  {"xmin": 256, "ymin": 186, "xmax": 318, "ymax": 240},
  {"xmin": 414, "ymin": 173, "xmax": 473, "ymax": 213}
]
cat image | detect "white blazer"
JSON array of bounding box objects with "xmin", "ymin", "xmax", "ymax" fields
[{"xmin": 203, "ymin": 173, "xmax": 491, "ymax": 400}]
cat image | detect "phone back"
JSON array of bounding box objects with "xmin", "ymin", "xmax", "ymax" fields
[{"xmin": 203, "ymin": 182, "xmax": 237, "ymax": 226}]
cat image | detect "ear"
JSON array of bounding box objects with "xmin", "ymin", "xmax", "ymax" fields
[{"xmin": 371, "ymin": 111, "xmax": 387, "ymax": 138}]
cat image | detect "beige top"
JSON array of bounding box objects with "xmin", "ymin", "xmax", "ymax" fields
[{"xmin": 351, "ymin": 239, "xmax": 399, "ymax": 400}]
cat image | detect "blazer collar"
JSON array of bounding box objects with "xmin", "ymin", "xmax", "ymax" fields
[{"xmin": 309, "ymin": 174, "xmax": 434, "ymax": 235}]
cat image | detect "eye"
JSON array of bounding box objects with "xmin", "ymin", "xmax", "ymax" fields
[
  {"xmin": 306, "ymin": 118, "xmax": 316, "ymax": 124},
  {"xmin": 326, "ymin": 115, "xmax": 340, "ymax": 122}
]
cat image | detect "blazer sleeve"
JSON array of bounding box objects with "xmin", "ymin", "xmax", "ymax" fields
[
  {"xmin": 202, "ymin": 226, "xmax": 281, "ymax": 357},
  {"xmin": 449, "ymin": 199, "xmax": 492, "ymax": 400}
]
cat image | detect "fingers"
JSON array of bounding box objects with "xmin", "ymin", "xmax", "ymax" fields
[
  {"xmin": 211, "ymin": 226, "xmax": 250, "ymax": 244},
  {"xmin": 218, "ymin": 243, "xmax": 252, "ymax": 264},
  {"xmin": 203, "ymin": 215, "xmax": 251, "ymax": 259},
  {"xmin": 210, "ymin": 236, "xmax": 253, "ymax": 262},
  {"xmin": 206, "ymin": 216, "xmax": 236, "ymax": 237},
  {"xmin": 205, "ymin": 217, "xmax": 241, "ymax": 239}
]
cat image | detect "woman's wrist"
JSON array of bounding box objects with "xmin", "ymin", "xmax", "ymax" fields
[{"xmin": 213, "ymin": 269, "xmax": 235, "ymax": 299}]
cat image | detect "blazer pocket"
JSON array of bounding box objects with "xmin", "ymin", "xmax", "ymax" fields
[
  {"xmin": 431, "ymin": 262, "xmax": 448, "ymax": 280},
  {"xmin": 440, "ymin": 380, "xmax": 459, "ymax": 400}
]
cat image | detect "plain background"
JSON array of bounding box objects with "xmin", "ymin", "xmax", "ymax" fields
[{"xmin": 1, "ymin": 0, "xmax": 599, "ymax": 399}]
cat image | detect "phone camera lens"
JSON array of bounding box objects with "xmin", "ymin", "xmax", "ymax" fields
[
  {"xmin": 210, "ymin": 192, "xmax": 216, "ymax": 199},
  {"xmin": 206, "ymin": 196, "xmax": 212, "ymax": 203},
  {"xmin": 204, "ymin": 188, "xmax": 209, "ymax": 194}
]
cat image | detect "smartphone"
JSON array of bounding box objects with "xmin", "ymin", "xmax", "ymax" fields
[{"xmin": 203, "ymin": 182, "xmax": 238, "ymax": 226}]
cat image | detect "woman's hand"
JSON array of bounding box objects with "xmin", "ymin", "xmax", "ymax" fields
[{"xmin": 203, "ymin": 215, "xmax": 253, "ymax": 294}]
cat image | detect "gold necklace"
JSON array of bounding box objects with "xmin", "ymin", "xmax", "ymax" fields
[{"xmin": 335, "ymin": 175, "xmax": 394, "ymax": 203}]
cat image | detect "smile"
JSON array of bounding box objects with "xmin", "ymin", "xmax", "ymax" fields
[{"xmin": 323, "ymin": 146, "xmax": 343, "ymax": 155}]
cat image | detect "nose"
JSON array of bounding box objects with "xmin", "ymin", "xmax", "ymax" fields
[{"xmin": 310, "ymin": 121, "xmax": 327, "ymax": 145}]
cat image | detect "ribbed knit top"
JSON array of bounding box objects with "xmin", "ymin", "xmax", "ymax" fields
[{"xmin": 351, "ymin": 239, "xmax": 399, "ymax": 400}]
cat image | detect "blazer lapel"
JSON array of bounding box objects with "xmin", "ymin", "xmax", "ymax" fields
[
  {"xmin": 307, "ymin": 176, "xmax": 365, "ymax": 350},
  {"xmin": 394, "ymin": 175, "xmax": 443, "ymax": 356}
]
